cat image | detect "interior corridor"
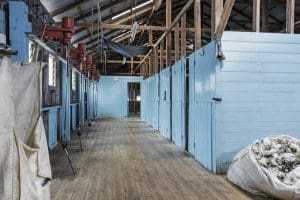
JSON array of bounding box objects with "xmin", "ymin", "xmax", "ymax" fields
[{"xmin": 50, "ymin": 119, "xmax": 255, "ymax": 200}]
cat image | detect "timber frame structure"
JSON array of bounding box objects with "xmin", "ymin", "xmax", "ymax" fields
[{"xmin": 34, "ymin": 0, "xmax": 298, "ymax": 75}]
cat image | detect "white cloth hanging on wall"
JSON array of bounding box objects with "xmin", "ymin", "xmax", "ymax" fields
[{"xmin": 0, "ymin": 57, "xmax": 52, "ymax": 200}]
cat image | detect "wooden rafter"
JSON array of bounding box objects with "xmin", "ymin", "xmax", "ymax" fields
[
  {"xmin": 135, "ymin": 0, "xmax": 195, "ymax": 72},
  {"xmin": 75, "ymin": 23, "xmax": 197, "ymax": 32},
  {"xmin": 71, "ymin": 4, "xmax": 152, "ymax": 44},
  {"xmin": 50, "ymin": 0, "xmax": 87, "ymax": 17},
  {"xmin": 74, "ymin": 0, "xmax": 136, "ymax": 22}
]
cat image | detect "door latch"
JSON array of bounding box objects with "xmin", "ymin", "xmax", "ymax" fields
[{"xmin": 212, "ymin": 97, "xmax": 222, "ymax": 102}]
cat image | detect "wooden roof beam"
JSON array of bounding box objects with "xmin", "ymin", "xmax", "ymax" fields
[
  {"xmin": 71, "ymin": 5, "xmax": 152, "ymax": 44},
  {"xmin": 74, "ymin": 0, "xmax": 133, "ymax": 22},
  {"xmin": 50, "ymin": 0, "xmax": 87, "ymax": 17},
  {"xmin": 75, "ymin": 23, "xmax": 197, "ymax": 32},
  {"xmin": 135, "ymin": 0, "xmax": 195, "ymax": 72}
]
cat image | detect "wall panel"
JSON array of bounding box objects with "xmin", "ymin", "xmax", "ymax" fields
[{"xmin": 97, "ymin": 76, "xmax": 142, "ymax": 119}]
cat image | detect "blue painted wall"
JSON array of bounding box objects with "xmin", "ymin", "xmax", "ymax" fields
[
  {"xmin": 9, "ymin": 1, "xmax": 32, "ymax": 62},
  {"xmin": 215, "ymin": 31, "xmax": 300, "ymax": 173},
  {"xmin": 97, "ymin": 76, "xmax": 142, "ymax": 119},
  {"xmin": 172, "ymin": 59, "xmax": 186, "ymax": 149},
  {"xmin": 159, "ymin": 68, "xmax": 171, "ymax": 138},
  {"xmin": 188, "ymin": 31, "xmax": 300, "ymax": 174},
  {"xmin": 0, "ymin": 9, "xmax": 5, "ymax": 34}
]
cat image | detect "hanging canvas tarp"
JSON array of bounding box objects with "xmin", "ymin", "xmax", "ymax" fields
[
  {"xmin": 0, "ymin": 57, "xmax": 52, "ymax": 200},
  {"xmin": 104, "ymin": 38, "xmax": 149, "ymax": 57}
]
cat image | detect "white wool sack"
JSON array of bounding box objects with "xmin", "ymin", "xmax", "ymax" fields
[{"xmin": 227, "ymin": 135, "xmax": 300, "ymax": 200}]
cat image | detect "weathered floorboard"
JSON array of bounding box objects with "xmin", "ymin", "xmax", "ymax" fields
[{"xmin": 50, "ymin": 118, "xmax": 259, "ymax": 200}]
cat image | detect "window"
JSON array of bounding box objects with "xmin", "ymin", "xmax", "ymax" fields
[
  {"xmin": 48, "ymin": 54, "xmax": 56, "ymax": 86},
  {"xmin": 72, "ymin": 70, "xmax": 77, "ymax": 91}
]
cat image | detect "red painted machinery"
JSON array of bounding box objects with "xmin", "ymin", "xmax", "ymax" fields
[
  {"xmin": 40, "ymin": 17, "xmax": 74, "ymax": 45},
  {"xmin": 82, "ymin": 55, "xmax": 93, "ymax": 76},
  {"xmin": 68, "ymin": 42, "xmax": 86, "ymax": 69},
  {"xmin": 90, "ymin": 64, "xmax": 100, "ymax": 81}
]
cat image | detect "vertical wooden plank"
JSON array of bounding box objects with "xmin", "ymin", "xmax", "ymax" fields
[
  {"xmin": 148, "ymin": 58, "xmax": 151, "ymax": 76},
  {"xmin": 145, "ymin": 61, "xmax": 148, "ymax": 78},
  {"xmin": 154, "ymin": 47, "xmax": 158, "ymax": 74},
  {"xmin": 211, "ymin": 0, "xmax": 223, "ymax": 34},
  {"xmin": 131, "ymin": 57, "xmax": 134, "ymax": 75},
  {"xmin": 140, "ymin": 56, "xmax": 144, "ymax": 78},
  {"xmin": 166, "ymin": 0, "xmax": 172, "ymax": 67},
  {"xmin": 215, "ymin": 0, "xmax": 236, "ymax": 40},
  {"xmin": 175, "ymin": 23, "xmax": 180, "ymax": 61},
  {"xmin": 149, "ymin": 30, "xmax": 153, "ymax": 75},
  {"xmin": 261, "ymin": 0, "xmax": 268, "ymax": 32},
  {"xmin": 181, "ymin": 14, "xmax": 186, "ymax": 58},
  {"xmin": 194, "ymin": 0, "xmax": 201, "ymax": 49},
  {"xmin": 286, "ymin": 0, "xmax": 295, "ymax": 33},
  {"xmin": 253, "ymin": 0, "xmax": 260, "ymax": 32},
  {"xmin": 160, "ymin": 40, "xmax": 164, "ymax": 70},
  {"xmin": 180, "ymin": 13, "xmax": 186, "ymax": 57}
]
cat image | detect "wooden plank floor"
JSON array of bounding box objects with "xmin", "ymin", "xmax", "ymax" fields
[{"xmin": 49, "ymin": 118, "xmax": 260, "ymax": 200}]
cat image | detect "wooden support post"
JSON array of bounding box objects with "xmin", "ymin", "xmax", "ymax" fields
[
  {"xmin": 253, "ymin": 0, "xmax": 260, "ymax": 32},
  {"xmin": 131, "ymin": 57, "xmax": 134, "ymax": 75},
  {"xmin": 166, "ymin": 0, "xmax": 172, "ymax": 67},
  {"xmin": 194, "ymin": 0, "xmax": 201, "ymax": 49},
  {"xmin": 144, "ymin": 59, "xmax": 148, "ymax": 78},
  {"xmin": 140, "ymin": 56, "xmax": 144, "ymax": 78},
  {"xmin": 160, "ymin": 40, "xmax": 164, "ymax": 70},
  {"xmin": 174, "ymin": 22, "xmax": 180, "ymax": 61},
  {"xmin": 286, "ymin": 0, "xmax": 295, "ymax": 33},
  {"xmin": 181, "ymin": 13, "xmax": 186, "ymax": 58},
  {"xmin": 261, "ymin": 0, "xmax": 269, "ymax": 32},
  {"xmin": 149, "ymin": 30, "xmax": 153, "ymax": 75},
  {"xmin": 154, "ymin": 47, "xmax": 158, "ymax": 74},
  {"xmin": 215, "ymin": 0, "xmax": 236, "ymax": 40},
  {"xmin": 148, "ymin": 58, "xmax": 151, "ymax": 76},
  {"xmin": 211, "ymin": 0, "xmax": 223, "ymax": 34}
]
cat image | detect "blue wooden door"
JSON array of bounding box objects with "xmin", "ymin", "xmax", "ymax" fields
[
  {"xmin": 172, "ymin": 59, "xmax": 186, "ymax": 149},
  {"xmin": 188, "ymin": 42, "xmax": 217, "ymax": 171}
]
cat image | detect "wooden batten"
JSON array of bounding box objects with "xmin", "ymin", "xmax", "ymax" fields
[
  {"xmin": 286, "ymin": 0, "xmax": 295, "ymax": 34},
  {"xmin": 211, "ymin": 0, "xmax": 223, "ymax": 34},
  {"xmin": 166, "ymin": 0, "xmax": 172, "ymax": 67},
  {"xmin": 174, "ymin": 22, "xmax": 180, "ymax": 61},
  {"xmin": 261, "ymin": 0, "xmax": 269, "ymax": 32},
  {"xmin": 181, "ymin": 13, "xmax": 186, "ymax": 58},
  {"xmin": 253, "ymin": 0, "xmax": 260, "ymax": 32},
  {"xmin": 160, "ymin": 40, "xmax": 164, "ymax": 70},
  {"xmin": 194, "ymin": 0, "xmax": 201, "ymax": 50}
]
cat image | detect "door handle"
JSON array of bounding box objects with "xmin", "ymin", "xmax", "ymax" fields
[{"xmin": 212, "ymin": 97, "xmax": 222, "ymax": 102}]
